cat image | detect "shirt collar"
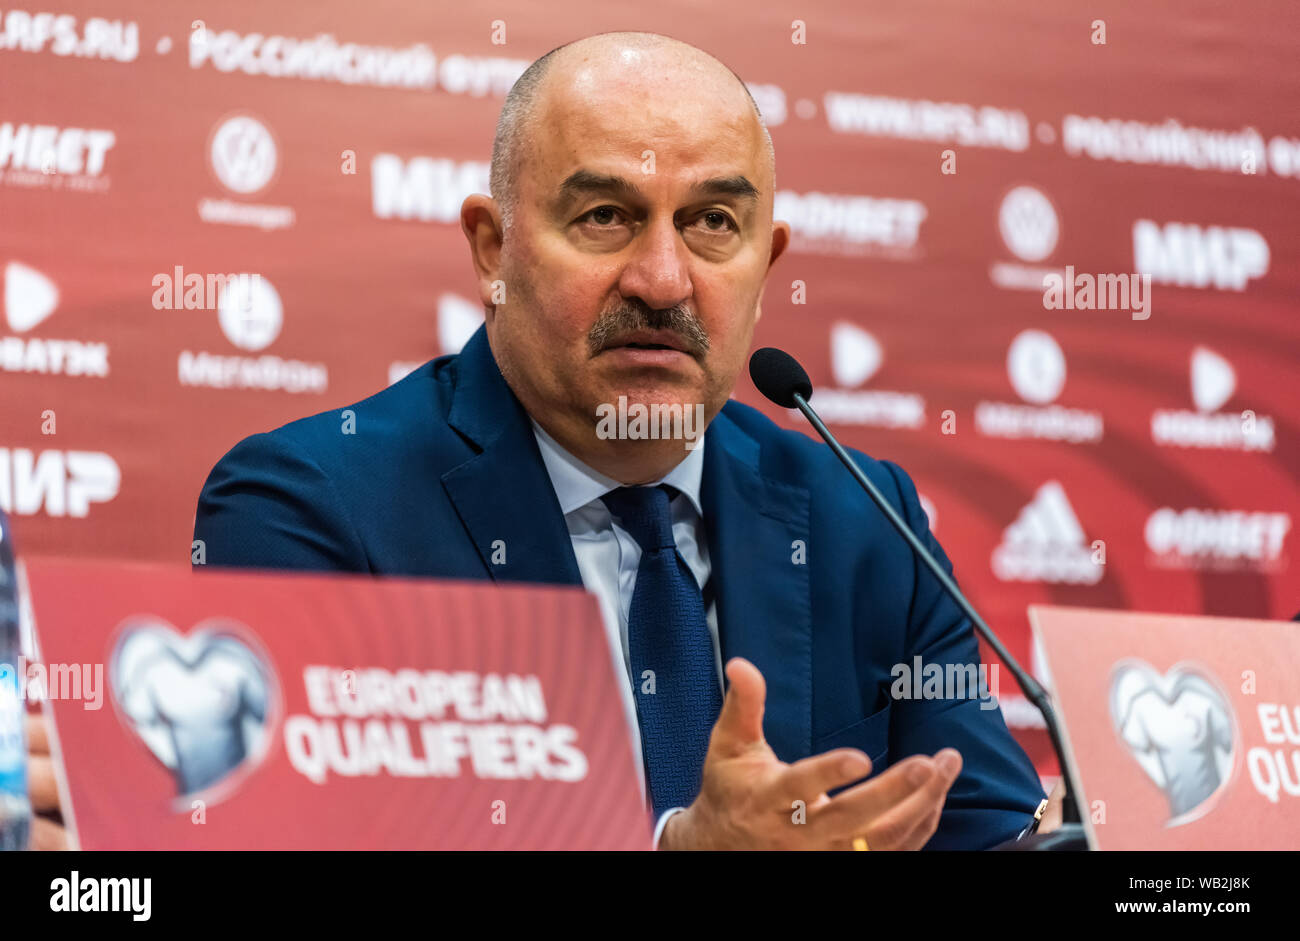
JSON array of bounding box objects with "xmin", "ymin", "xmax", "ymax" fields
[{"xmin": 531, "ymin": 420, "xmax": 706, "ymax": 519}]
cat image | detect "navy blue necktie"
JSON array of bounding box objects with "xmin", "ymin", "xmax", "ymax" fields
[{"xmin": 602, "ymin": 484, "xmax": 722, "ymax": 816}]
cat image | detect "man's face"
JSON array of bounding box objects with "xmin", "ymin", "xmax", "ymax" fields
[{"xmin": 482, "ymin": 49, "xmax": 787, "ymax": 452}]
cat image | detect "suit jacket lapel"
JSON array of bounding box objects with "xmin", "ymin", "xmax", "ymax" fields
[
  {"xmin": 440, "ymin": 327, "xmax": 583, "ymax": 587},
  {"xmin": 702, "ymin": 409, "xmax": 813, "ymax": 762}
]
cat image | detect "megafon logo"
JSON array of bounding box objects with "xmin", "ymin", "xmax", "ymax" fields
[
  {"xmin": 1151, "ymin": 346, "xmax": 1274, "ymax": 452},
  {"xmin": 198, "ymin": 115, "xmax": 294, "ymax": 231},
  {"xmin": 975, "ymin": 330, "xmax": 1102, "ymax": 444},
  {"xmin": 806, "ymin": 322, "xmax": 924, "ymax": 429},
  {"xmin": 1133, "ymin": 220, "xmax": 1269, "ymax": 292},
  {"xmin": 178, "ymin": 275, "xmax": 328, "ymax": 394},
  {"xmin": 990, "ymin": 185, "xmax": 1063, "ymax": 291},
  {"xmin": 1, "ymin": 262, "xmax": 110, "ymax": 378},
  {"xmin": 991, "ymin": 481, "xmax": 1104, "ymax": 584},
  {"xmin": 0, "ymin": 448, "xmax": 120, "ymax": 518},
  {"xmin": 388, "ymin": 292, "xmax": 484, "ymax": 386}
]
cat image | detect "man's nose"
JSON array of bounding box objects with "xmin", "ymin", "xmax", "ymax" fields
[{"xmin": 617, "ymin": 216, "xmax": 693, "ymax": 311}]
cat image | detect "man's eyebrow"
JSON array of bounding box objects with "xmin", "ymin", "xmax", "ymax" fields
[
  {"xmin": 557, "ymin": 170, "xmax": 641, "ymax": 202},
  {"xmin": 689, "ymin": 176, "xmax": 760, "ymax": 202}
]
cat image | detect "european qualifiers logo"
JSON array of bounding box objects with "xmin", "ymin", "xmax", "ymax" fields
[
  {"xmin": 1151, "ymin": 346, "xmax": 1274, "ymax": 452},
  {"xmin": 0, "ymin": 121, "xmax": 116, "ymax": 192},
  {"xmin": 177, "ymin": 273, "xmax": 328, "ymax": 394},
  {"xmin": 975, "ymin": 330, "xmax": 1103, "ymax": 444},
  {"xmin": 198, "ymin": 114, "xmax": 294, "ymax": 231},
  {"xmin": 1, "ymin": 261, "xmax": 109, "ymax": 377},
  {"xmin": 991, "ymin": 480, "xmax": 1104, "ymax": 585},
  {"xmin": 1110, "ymin": 661, "xmax": 1237, "ymax": 826},
  {"xmin": 805, "ymin": 322, "xmax": 926, "ymax": 429}
]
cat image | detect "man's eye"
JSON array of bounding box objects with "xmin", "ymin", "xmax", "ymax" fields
[
  {"xmin": 696, "ymin": 211, "xmax": 736, "ymax": 232},
  {"xmin": 583, "ymin": 206, "xmax": 622, "ymax": 226}
]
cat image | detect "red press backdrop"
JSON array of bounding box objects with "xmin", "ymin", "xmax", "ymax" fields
[{"xmin": 3, "ymin": 1, "xmax": 1299, "ymax": 772}]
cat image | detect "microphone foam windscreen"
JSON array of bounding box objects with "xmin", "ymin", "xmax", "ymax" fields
[{"xmin": 749, "ymin": 347, "xmax": 813, "ymax": 408}]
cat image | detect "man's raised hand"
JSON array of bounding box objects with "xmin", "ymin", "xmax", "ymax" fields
[{"xmin": 660, "ymin": 657, "xmax": 962, "ymax": 850}]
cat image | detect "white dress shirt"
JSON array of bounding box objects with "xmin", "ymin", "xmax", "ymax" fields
[{"xmin": 530, "ymin": 421, "xmax": 723, "ymax": 847}]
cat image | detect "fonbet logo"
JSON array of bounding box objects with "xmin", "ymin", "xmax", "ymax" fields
[
  {"xmin": 1, "ymin": 261, "xmax": 109, "ymax": 377},
  {"xmin": 388, "ymin": 293, "xmax": 483, "ymax": 386},
  {"xmin": 198, "ymin": 115, "xmax": 294, "ymax": 231},
  {"xmin": 178, "ymin": 275, "xmax": 327, "ymax": 393},
  {"xmin": 991, "ymin": 481, "xmax": 1103, "ymax": 584},
  {"xmin": 1110, "ymin": 661, "xmax": 1235, "ymax": 826},
  {"xmin": 990, "ymin": 185, "xmax": 1063, "ymax": 290},
  {"xmin": 1134, "ymin": 220, "xmax": 1268, "ymax": 292},
  {"xmin": 772, "ymin": 190, "xmax": 926, "ymax": 258},
  {"xmin": 975, "ymin": 330, "xmax": 1103, "ymax": 444},
  {"xmin": 807, "ymin": 322, "xmax": 924, "ymax": 429},
  {"xmin": 1151, "ymin": 346, "xmax": 1274, "ymax": 452},
  {"xmin": 110, "ymin": 618, "xmax": 277, "ymax": 801},
  {"xmin": 0, "ymin": 122, "xmax": 116, "ymax": 193},
  {"xmin": 0, "ymin": 448, "xmax": 119, "ymax": 518},
  {"xmin": 1146, "ymin": 507, "xmax": 1290, "ymax": 572}
]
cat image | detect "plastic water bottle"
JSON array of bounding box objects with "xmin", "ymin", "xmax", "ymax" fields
[{"xmin": 0, "ymin": 511, "xmax": 30, "ymax": 851}]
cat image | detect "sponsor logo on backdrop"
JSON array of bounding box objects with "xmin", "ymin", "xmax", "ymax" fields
[
  {"xmin": 371, "ymin": 155, "xmax": 490, "ymax": 223},
  {"xmin": 110, "ymin": 618, "xmax": 278, "ymax": 802},
  {"xmin": 0, "ymin": 447, "xmax": 119, "ymax": 517},
  {"xmin": 804, "ymin": 322, "xmax": 925, "ymax": 428},
  {"xmin": 387, "ymin": 293, "xmax": 484, "ymax": 385},
  {"xmin": 197, "ymin": 115, "xmax": 294, "ymax": 231},
  {"xmin": 177, "ymin": 275, "xmax": 327, "ymax": 393},
  {"xmin": 1151, "ymin": 346, "xmax": 1274, "ymax": 451},
  {"xmin": 989, "ymin": 185, "xmax": 1065, "ymax": 290},
  {"xmin": 1110, "ymin": 662, "xmax": 1236, "ymax": 825},
  {"xmin": 1133, "ymin": 220, "xmax": 1268, "ymax": 291},
  {"xmin": 822, "ymin": 92, "xmax": 1028, "ymax": 151},
  {"xmin": 1146, "ymin": 507, "xmax": 1290, "ymax": 573},
  {"xmin": 188, "ymin": 26, "xmax": 528, "ymax": 96},
  {"xmin": 1, "ymin": 261, "xmax": 109, "ymax": 377},
  {"xmin": 1061, "ymin": 114, "xmax": 1266, "ymax": 176},
  {"xmin": 745, "ymin": 83, "xmax": 786, "ymax": 127},
  {"xmin": 992, "ymin": 480, "xmax": 1104, "ymax": 584},
  {"xmin": 0, "ymin": 11, "xmax": 138, "ymax": 60},
  {"xmin": 773, "ymin": 190, "xmax": 927, "ymax": 258},
  {"xmin": 975, "ymin": 330, "xmax": 1103, "ymax": 443},
  {"xmin": 0, "ymin": 121, "xmax": 115, "ymax": 192}
]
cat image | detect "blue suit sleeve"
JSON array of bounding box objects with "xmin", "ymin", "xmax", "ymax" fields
[
  {"xmin": 879, "ymin": 460, "xmax": 1046, "ymax": 850},
  {"xmin": 193, "ymin": 432, "xmax": 370, "ymax": 573}
]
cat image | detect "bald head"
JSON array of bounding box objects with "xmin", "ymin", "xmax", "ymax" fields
[{"xmin": 489, "ymin": 31, "xmax": 774, "ymax": 229}]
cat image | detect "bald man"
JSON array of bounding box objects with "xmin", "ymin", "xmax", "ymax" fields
[{"xmin": 187, "ymin": 32, "xmax": 1055, "ymax": 850}]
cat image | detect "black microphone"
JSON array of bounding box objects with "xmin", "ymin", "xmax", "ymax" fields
[{"xmin": 749, "ymin": 346, "xmax": 1084, "ymax": 834}]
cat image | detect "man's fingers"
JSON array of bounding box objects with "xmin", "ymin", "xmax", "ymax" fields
[
  {"xmin": 28, "ymin": 754, "xmax": 61, "ymax": 813},
  {"xmin": 851, "ymin": 749, "xmax": 962, "ymax": 850},
  {"xmin": 25, "ymin": 712, "xmax": 49, "ymax": 754},
  {"xmin": 711, "ymin": 658, "xmax": 766, "ymax": 752},
  {"xmin": 773, "ymin": 748, "xmax": 872, "ymax": 805},
  {"xmin": 812, "ymin": 749, "xmax": 961, "ymax": 847},
  {"xmin": 28, "ymin": 815, "xmax": 69, "ymax": 851}
]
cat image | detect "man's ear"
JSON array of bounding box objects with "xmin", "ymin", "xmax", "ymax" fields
[
  {"xmin": 768, "ymin": 220, "xmax": 791, "ymax": 269},
  {"xmin": 460, "ymin": 194, "xmax": 505, "ymax": 312}
]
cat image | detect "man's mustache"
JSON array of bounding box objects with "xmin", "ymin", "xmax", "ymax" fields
[{"xmin": 587, "ymin": 300, "xmax": 710, "ymax": 357}]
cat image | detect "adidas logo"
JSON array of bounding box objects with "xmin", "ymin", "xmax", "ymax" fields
[{"xmin": 991, "ymin": 481, "xmax": 1104, "ymax": 584}]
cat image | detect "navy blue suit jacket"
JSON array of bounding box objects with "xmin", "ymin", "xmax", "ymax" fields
[{"xmin": 194, "ymin": 326, "xmax": 1045, "ymax": 849}]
